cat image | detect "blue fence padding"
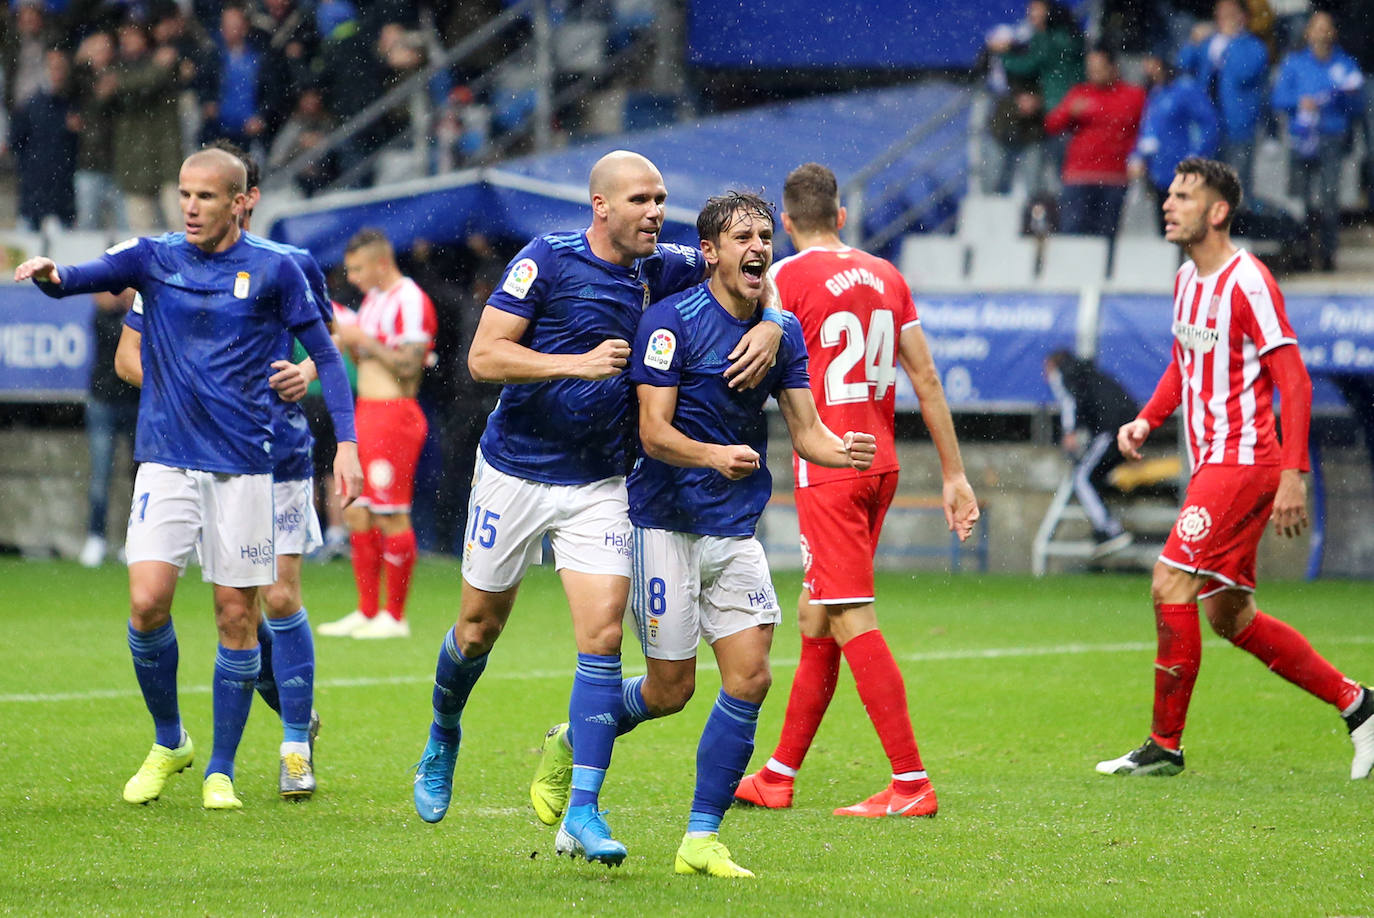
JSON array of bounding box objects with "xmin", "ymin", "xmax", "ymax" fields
[
  {"xmin": 686, "ymin": 0, "xmax": 1025, "ymax": 70},
  {"xmin": 0, "ymin": 284, "xmax": 92, "ymax": 398}
]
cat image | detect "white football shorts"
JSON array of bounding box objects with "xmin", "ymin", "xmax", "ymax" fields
[
  {"xmin": 629, "ymin": 526, "xmax": 782, "ymax": 662},
  {"xmin": 460, "ymin": 449, "xmax": 632, "ymax": 592},
  {"xmin": 273, "ymin": 476, "xmax": 323, "ymax": 557},
  {"xmin": 125, "ymin": 462, "xmax": 276, "ymax": 587}
]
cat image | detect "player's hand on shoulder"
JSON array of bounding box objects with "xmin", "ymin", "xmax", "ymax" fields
[
  {"xmin": 1117, "ymin": 419, "xmax": 1149, "ymax": 460},
  {"xmin": 576, "ymin": 338, "xmax": 630, "ymax": 380},
  {"xmin": 843, "ymin": 431, "xmax": 877, "ymax": 471},
  {"xmin": 724, "ymin": 319, "xmax": 782, "ymax": 391},
  {"xmin": 269, "ymin": 359, "xmax": 310, "ymax": 403},
  {"xmin": 14, "ymin": 256, "xmax": 59, "ymax": 284},
  {"xmin": 943, "ymin": 474, "xmax": 980, "ymax": 543},
  {"xmin": 714, "ymin": 444, "xmax": 761, "ymax": 480}
]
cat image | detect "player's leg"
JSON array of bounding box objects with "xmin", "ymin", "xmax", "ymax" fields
[
  {"xmin": 676, "ymin": 536, "xmax": 780, "ymax": 878},
  {"xmin": 121, "ymin": 464, "xmax": 200, "ymax": 804},
  {"xmin": 198, "ymin": 471, "xmax": 276, "ymax": 809},
  {"xmin": 261, "ymin": 552, "xmax": 319, "ymax": 798},
  {"xmin": 416, "ymin": 454, "xmax": 544, "ymax": 822},
  {"xmin": 320, "ymin": 400, "xmax": 384, "ymax": 636},
  {"xmin": 1205, "ymin": 587, "xmax": 1372, "ymax": 778},
  {"xmin": 352, "ymin": 400, "xmax": 427, "ymax": 638}
]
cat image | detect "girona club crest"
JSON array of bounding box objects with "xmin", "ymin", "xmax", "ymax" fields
[{"xmin": 1175, "ymin": 505, "xmax": 1213, "ymax": 543}]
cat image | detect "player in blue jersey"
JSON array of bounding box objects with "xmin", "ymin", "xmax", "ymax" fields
[
  {"xmin": 412, "ymin": 150, "xmax": 784, "ymax": 865},
  {"xmin": 15, "ymin": 147, "xmax": 362, "ymax": 810},
  {"xmin": 115, "ymin": 140, "xmax": 332, "ymax": 800},
  {"xmin": 623, "ymin": 190, "xmax": 875, "ymax": 877}
]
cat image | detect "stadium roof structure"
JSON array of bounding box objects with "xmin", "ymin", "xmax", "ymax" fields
[{"xmin": 264, "ymin": 82, "xmax": 970, "ymax": 266}]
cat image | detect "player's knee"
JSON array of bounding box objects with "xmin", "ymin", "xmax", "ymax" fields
[
  {"xmin": 644, "ymin": 671, "xmax": 694, "ymax": 715},
  {"xmin": 455, "ymin": 617, "xmax": 502, "ymax": 657},
  {"xmin": 579, "ymin": 618, "xmax": 623, "ymax": 656},
  {"xmin": 1150, "ymin": 562, "xmax": 1191, "ymax": 606},
  {"xmin": 725, "ymin": 666, "xmax": 772, "ymax": 706},
  {"xmin": 261, "ymin": 580, "xmax": 300, "ymax": 617}
]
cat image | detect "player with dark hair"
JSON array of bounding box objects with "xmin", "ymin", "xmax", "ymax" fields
[
  {"xmin": 115, "ymin": 139, "xmax": 336, "ymax": 798},
  {"xmin": 1097, "ymin": 156, "xmax": 1374, "ymax": 779},
  {"xmin": 626, "ymin": 189, "xmax": 875, "ymax": 876},
  {"xmin": 413, "ymin": 151, "xmax": 785, "ymax": 868},
  {"xmin": 734, "ymin": 162, "xmax": 979, "ymax": 818},
  {"xmin": 17, "ymin": 147, "xmax": 361, "ymax": 809},
  {"xmin": 316, "ymin": 227, "xmax": 437, "ymax": 640}
]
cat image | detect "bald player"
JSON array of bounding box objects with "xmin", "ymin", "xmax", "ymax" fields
[
  {"xmin": 411, "ymin": 150, "xmax": 783, "ymax": 866},
  {"xmin": 16, "ymin": 148, "xmax": 361, "ymax": 810}
]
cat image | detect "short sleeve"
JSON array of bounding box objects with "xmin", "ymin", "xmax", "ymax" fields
[
  {"xmin": 487, "ymin": 237, "xmax": 556, "ymax": 321},
  {"xmin": 124, "ymin": 292, "xmax": 145, "ymax": 333},
  {"xmin": 630, "ymin": 301, "xmax": 685, "ymax": 387},
  {"xmin": 646, "ymin": 243, "xmax": 705, "ymax": 301},
  {"xmin": 892, "ymin": 269, "xmax": 920, "ymax": 329},
  {"xmin": 1234, "ymin": 263, "xmax": 1296, "ymax": 356},
  {"xmin": 774, "ymin": 315, "xmax": 811, "ymax": 393}
]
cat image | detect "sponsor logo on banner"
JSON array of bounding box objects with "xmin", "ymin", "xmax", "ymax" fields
[
  {"xmin": 1175, "ymin": 505, "xmax": 1213, "ymax": 543},
  {"xmin": 644, "ymin": 328, "xmax": 675, "ymax": 370},
  {"xmin": 502, "ymin": 258, "xmax": 538, "ymax": 298}
]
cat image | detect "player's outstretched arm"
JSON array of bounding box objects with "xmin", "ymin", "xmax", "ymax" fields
[
  {"xmin": 469, "ymin": 304, "xmax": 628, "ymax": 383},
  {"xmin": 724, "ymin": 280, "xmax": 785, "ymax": 390},
  {"xmin": 898, "ymin": 325, "xmax": 979, "ymax": 538},
  {"xmin": 636, "ymin": 383, "xmax": 760, "ymax": 479},
  {"xmin": 14, "ymin": 256, "xmax": 60, "ymax": 285},
  {"xmin": 776, "ymin": 387, "xmax": 875, "ymax": 470},
  {"xmin": 115, "ymin": 325, "xmax": 143, "ymax": 387}
]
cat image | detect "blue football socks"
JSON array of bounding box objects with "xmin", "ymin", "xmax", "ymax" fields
[
  {"xmin": 688, "ymin": 690, "xmax": 761, "ymax": 836},
  {"xmin": 207, "ymin": 644, "xmax": 261, "ymax": 780},
  {"xmin": 127, "ymin": 620, "xmax": 182, "ymax": 749},
  {"xmin": 431, "ymin": 626, "xmax": 488, "ymax": 744},
  {"xmin": 568, "ymin": 653, "xmax": 623, "ymax": 809},
  {"xmin": 266, "ymin": 609, "xmax": 314, "ymax": 744},
  {"xmin": 254, "ymin": 619, "xmax": 280, "ymax": 714}
]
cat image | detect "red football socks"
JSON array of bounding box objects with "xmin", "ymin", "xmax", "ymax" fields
[
  {"xmin": 1150, "ymin": 603, "xmax": 1201, "ymax": 750},
  {"xmin": 843, "ymin": 629, "xmax": 925, "ymax": 792},
  {"xmin": 1231, "ymin": 610, "xmax": 1361, "ymax": 710},
  {"xmin": 382, "ymin": 529, "xmax": 418, "ymax": 621},
  {"xmin": 350, "ymin": 528, "xmax": 382, "ymax": 617},
  {"xmin": 766, "ymin": 635, "xmax": 842, "ymax": 778}
]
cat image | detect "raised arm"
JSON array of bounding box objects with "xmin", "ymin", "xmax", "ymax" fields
[
  {"xmin": 775, "ymin": 387, "xmax": 875, "ymax": 471},
  {"xmin": 468, "ymin": 304, "xmax": 629, "ymax": 384},
  {"xmin": 898, "ymin": 324, "xmax": 979, "ymax": 540},
  {"xmin": 636, "ymin": 383, "xmax": 762, "ymax": 480}
]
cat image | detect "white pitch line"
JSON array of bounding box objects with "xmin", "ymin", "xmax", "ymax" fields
[{"xmin": 4, "ymin": 635, "xmax": 1373, "ymax": 705}]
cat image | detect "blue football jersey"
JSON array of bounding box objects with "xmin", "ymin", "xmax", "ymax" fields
[
  {"xmin": 266, "ymin": 243, "xmax": 333, "ymax": 482},
  {"xmin": 41, "ymin": 232, "xmax": 322, "ymax": 475},
  {"xmin": 478, "ymin": 231, "xmax": 704, "ymax": 485},
  {"xmin": 627, "ymin": 283, "xmax": 809, "ymax": 537}
]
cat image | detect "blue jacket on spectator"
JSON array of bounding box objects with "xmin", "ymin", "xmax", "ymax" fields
[
  {"xmin": 1177, "ymin": 30, "xmax": 1269, "ymax": 143},
  {"xmin": 1271, "ymin": 47, "xmax": 1366, "ymax": 138},
  {"xmin": 1133, "ymin": 75, "xmax": 1220, "ymax": 191}
]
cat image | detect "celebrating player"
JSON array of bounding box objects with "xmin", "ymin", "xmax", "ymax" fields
[
  {"xmin": 16, "ymin": 148, "xmax": 361, "ymax": 810},
  {"xmin": 733, "ymin": 163, "xmax": 978, "ymax": 818},
  {"xmin": 114, "ymin": 140, "xmax": 334, "ymax": 799},
  {"xmin": 625, "ymin": 190, "xmax": 875, "ymax": 876},
  {"xmin": 316, "ymin": 229, "xmax": 436, "ymax": 640},
  {"xmin": 412, "ymin": 150, "xmax": 783, "ymax": 867},
  {"xmin": 1096, "ymin": 157, "xmax": 1374, "ymax": 778}
]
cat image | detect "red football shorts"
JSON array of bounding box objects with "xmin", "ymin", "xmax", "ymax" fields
[
  {"xmin": 795, "ymin": 471, "xmax": 899, "ymax": 604},
  {"xmin": 356, "ymin": 398, "xmax": 428, "ymax": 513},
  {"xmin": 1159, "ymin": 463, "xmax": 1280, "ymax": 597}
]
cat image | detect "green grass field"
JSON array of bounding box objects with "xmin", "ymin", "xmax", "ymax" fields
[{"xmin": 2, "ymin": 558, "xmax": 1371, "ymax": 916}]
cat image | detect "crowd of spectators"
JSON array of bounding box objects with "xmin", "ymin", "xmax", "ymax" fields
[{"xmin": 982, "ymin": 0, "xmax": 1372, "ymax": 268}]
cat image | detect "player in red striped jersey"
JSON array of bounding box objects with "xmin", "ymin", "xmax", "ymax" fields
[
  {"xmin": 734, "ymin": 163, "xmax": 979, "ymax": 817},
  {"xmin": 1097, "ymin": 157, "xmax": 1374, "ymax": 779}
]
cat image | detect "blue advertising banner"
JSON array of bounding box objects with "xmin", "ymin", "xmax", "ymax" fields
[
  {"xmin": 686, "ymin": 0, "xmax": 1024, "ymax": 69},
  {"xmin": 905, "ymin": 292, "xmax": 1079, "ymax": 410},
  {"xmin": 0, "ymin": 284, "xmax": 91, "ymax": 400}
]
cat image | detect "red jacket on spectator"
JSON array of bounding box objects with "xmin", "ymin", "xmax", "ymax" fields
[{"xmin": 1045, "ymin": 79, "xmax": 1146, "ymax": 186}]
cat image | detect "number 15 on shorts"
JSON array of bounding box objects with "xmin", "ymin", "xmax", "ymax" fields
[{"xmin": 467, "ymin": 505, "xmax": 501, "ymax": 551}]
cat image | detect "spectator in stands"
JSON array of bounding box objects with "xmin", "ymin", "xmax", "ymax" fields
[
  {"xmin": 1129, "ymin": 53, "xmax": 1220, "ymax": 221},
  {"xmin": 267, "ymin": 84, "xmax": 338, "ymax": 195},
  {"xmin": 1045, "ymin": 48, "xmax": 1146, "ymax": 237},
  {"xmin": 1044, "ymin": 349, "xmax": 1138, "ymax": 558},
  {"xmin": 11, "ymin": 47, "xmax": 76, "ymax": 232},
  {"xmin": 201, "ymin": 4, "xmax": 266, "ymax": 151},
  {"xmin": 251, "ymin": 0, "xmax": 319, "ymax": 139},
  {"xmin": 1272, "ymin": 10, "xmax": 1365, "ymax": 271},
  {"xmin": 984, "ymin": 0, "xmax": 1084, "ymax": 196},
  {"xmin": 80, "ymin": 287, "xmax": 140, "ymax": 568},
  {"xmin": 110, "ymin": 20, "xmax": 182, "ymax": 231},
  {"xmin": 316, "ymin": 0, "xmax": 384, "ymax": 178},
  {"xmin": 70, "ymin": 30, "xmax": 127, "ymax": 231},
  {"xmin": 4, "ymin": 0, "xmax": 56, "ymax": 114},
  {"xmin": 151, "ymin": 4, "xmax": 218, "ymax": 159},
  {"xmin": 1177, "ymin": 0, "xmax": 1270, "ymax": 194}
]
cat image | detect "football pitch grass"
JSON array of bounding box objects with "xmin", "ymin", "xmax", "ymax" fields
[{"xmin": 2, "ymin": 558, "xmax": 1371, "ymax": 916}]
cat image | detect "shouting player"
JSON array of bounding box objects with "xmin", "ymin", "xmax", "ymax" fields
[{"xmin": 1095, "ymin": 157, "xmax": 1374, "ymax": 779}]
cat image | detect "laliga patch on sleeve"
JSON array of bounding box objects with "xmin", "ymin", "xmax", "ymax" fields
[
  {"xmin": 643, "ymin": 328, "xmax": 676, "ymax": 371},
  {"xmin": 502, "ymin": 258, "xmax": 539, "ymax": 299},
  {"xmin": 105, "ymin": 237, "xmax": 139, "ymax": 255}
]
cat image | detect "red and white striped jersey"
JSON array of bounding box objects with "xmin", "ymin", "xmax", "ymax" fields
[
  {"xmin": 356, "ymin": 276, "xmax": 437, "ymax": 351},
  {"xmin": 1170, "ymin": 249, "xmax": 1297, "ymax": 470},
  {"xmin": 770, "ymin": 245, "xmax": 920, "ymax": 487}
]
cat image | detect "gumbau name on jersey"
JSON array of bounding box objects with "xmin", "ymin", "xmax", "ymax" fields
[
  {"xmin": 824, "ymin": 267, "xmax": 886, "ymax": 298},
  {"xmin": 1172, "ymin": 321, "xmax": 1221, "ymax": 352}
]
